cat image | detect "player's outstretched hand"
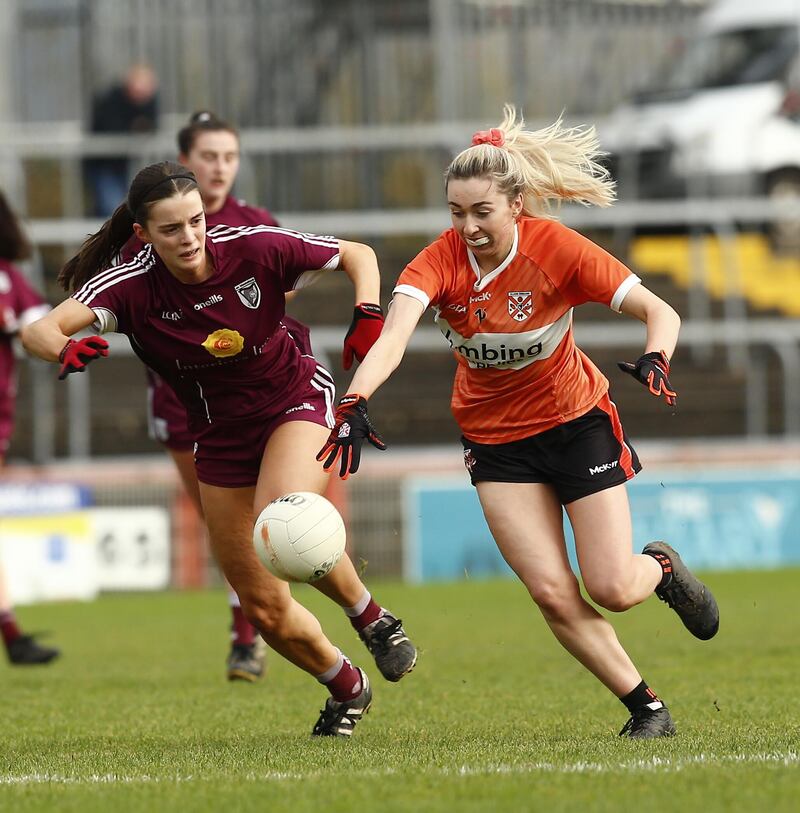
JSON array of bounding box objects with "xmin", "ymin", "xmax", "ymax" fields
[
  {"xmin": 317, "ymin": 394, "xmax": 387, "ymax": 479},
  {"xmin": 342, "ymin": 303, "xmax": 384, "ymax": 371},
  {"xmin": 617, "ymin": 350, "xmax": 676, "ymax": 407},
  {"xmin": 58, "ymin": 336, "xmax": 109, "ymax": 380}
]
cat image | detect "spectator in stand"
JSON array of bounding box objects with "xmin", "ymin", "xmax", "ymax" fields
[
  {"xmin": 85, "ymin": 63, "xmax": 159, "ymax": 217},
  {"xmin": 0, "ymin": 188, "xmax": 60, "ymax": 665}
]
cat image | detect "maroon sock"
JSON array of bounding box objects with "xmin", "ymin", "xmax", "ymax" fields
[
  {"xmin": 231, "ymin": 606, "xmax": 256, "ymax": 646},
  {"xmin": 349, "ymin": 598, "xmax": 383, "ymax": 632},
  {"xmin": 0, "ymin": 610, "xmax": 21, "ymax": 646},
  {"xmin": 325, "ymin": 659, "xmax": 363, "ymax": 702}
]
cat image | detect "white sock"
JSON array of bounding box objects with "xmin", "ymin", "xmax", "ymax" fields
[
  {"xmin": 315, "ymin": 649, "xmax": 345, "ymax": 684},
  {"xmin": 343, "ymin": 589, "xmax": 371, "ymax": 618}
]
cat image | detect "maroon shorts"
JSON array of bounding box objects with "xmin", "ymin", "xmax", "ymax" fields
[
  {"xmin": 146, "ymin": 369, "xmax": 194, "ymax": 451},
  {"xmin": 192, "ymin": 364, "xmax": 335, "ymax": 488}
]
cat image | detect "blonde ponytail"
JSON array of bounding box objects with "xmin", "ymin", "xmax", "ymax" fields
[{"xmin": 446, "ymin": 104, "xmax": 615, "ymax": 218}]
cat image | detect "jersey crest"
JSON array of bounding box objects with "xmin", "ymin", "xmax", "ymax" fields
[
  {"xmin": 235, "ymin": 277, "xmax": 261, "ymax": 309},
  {"xmin": 508, "ymin": 291, "xmax": 533, "ymax": 322}
]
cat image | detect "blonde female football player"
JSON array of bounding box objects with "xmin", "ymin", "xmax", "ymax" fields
[
  {"xmin": 318, "ymin": 105, "xmax": 719, "ymax": 739},
  {"xmin": 22, "ymin": 162, "xmax": 416, "ymax": 737}
]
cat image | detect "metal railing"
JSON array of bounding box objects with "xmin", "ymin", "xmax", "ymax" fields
[{"xmin": 18, "ymin": 316, "xmax": 800, "ymax": 463}]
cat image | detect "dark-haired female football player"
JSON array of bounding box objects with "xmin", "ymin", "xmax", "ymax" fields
[{"xmin": 23, "ymin": 162, "xmax": 415, "ymax": 737}]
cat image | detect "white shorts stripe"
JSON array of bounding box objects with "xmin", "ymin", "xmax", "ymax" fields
[{"xmin": 311, "ymin": 366, "xmax": 336, "ymax": 427}]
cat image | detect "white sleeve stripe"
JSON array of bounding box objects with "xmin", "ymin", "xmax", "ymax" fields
[
  {"xmin": 76, "ymin": 268, "xmax": 150, "ymax": 305},
  {"xmin": 77, "ymin": 245, "xmax": 152, "ymax": 290},
  {"xmin": 209, "ymin": 224, "xmax": 338, "ymax": 249},
  {"xmin": 211, "ymin": 223, "xmax": 338, "ymax": 244},
  {"xmin": 610, "ymin": 274, "xmax": 641, "ymax": 313},
  {"xmin": 393, "ymin": 284, "xmax": 430, "ymax": 310},
  {"xmin": 73, "ymin": 248, "xmax": 154, "ymax": 302}
]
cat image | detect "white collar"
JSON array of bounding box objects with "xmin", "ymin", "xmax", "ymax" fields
[{"xmin": 467, "ymin": 223, "xmax": 519, "ymax": 291}]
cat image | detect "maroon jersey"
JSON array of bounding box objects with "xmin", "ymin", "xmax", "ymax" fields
[
  {"xmin": 208, "ymin": 197, "xmax": 278, "ymax": 230},
  {"xmin": 0, "ymin": 260, "xmax": 50, "ymax": 452},
  {"xmin": 72, "ymin": 226, "xmax": 339, "ymax": 431},
  {"xmin": 119, "ymin": 198, "xmax": 288, "ymax": 449}
]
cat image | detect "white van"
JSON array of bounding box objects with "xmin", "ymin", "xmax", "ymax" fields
[{"xmin": 600, "ymin": 0, "xmax": 800, "ymax": 232}]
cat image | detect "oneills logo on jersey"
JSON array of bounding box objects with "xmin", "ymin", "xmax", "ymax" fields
[
  {"xmin": 234, "ymin": 277, "xmax": 261, "ymax": 309},
  {"xmin": 201, "ymin": 328, "xmax": 245, "ymax": 358},
  {"xmin": 508, "ymin": 291, "xmax": 533, "ymax": 322}
]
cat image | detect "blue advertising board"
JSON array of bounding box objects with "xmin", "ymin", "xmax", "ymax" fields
[{"xmin": 402, "ymin": 469, "xmax": 800, "ymax": 582}]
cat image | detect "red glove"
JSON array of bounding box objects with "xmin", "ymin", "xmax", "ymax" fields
[
  {"xmin": 617, "ymin": 350, "xmax": 677, "ymax": 407},
  {"xmin": 342, "ymin": 303, "xmax": 384, "ymax": 370},
  {"xmin": 316, "ymin": 394, "xmax": 387, "ymax": 479},
  {"xmin": 58, "ymin": 336, "xmax": 109, "ymax": 380}
]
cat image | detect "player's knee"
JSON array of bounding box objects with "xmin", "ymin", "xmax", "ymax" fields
[
  {"xmin": 527, "ymin": 579, "xmax": 577, "ymax": 621},
  {"xmin": 585, "ymin": 578, "xmax": 634, "ymax": 612},
  {"xmin": 242, "ymin": 595, "xmax": 291, "ymax": 638}
]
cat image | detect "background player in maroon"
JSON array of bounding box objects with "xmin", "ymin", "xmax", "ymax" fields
[
  {"xmin": 0, "ymin": 188, "xmax": 60, "ymax": 666},
  {"xmin": 23, "ymin": 162, "xmax": 416, "ymax": 737}
]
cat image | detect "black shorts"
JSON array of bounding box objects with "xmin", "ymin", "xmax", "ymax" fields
[{"xmin": 461, "ymin": 396, "xmax": 641, "ymax": 505}]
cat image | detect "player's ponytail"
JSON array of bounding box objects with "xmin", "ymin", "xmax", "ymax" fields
[
  {"xmin": 58, "ymin": 161, "xmax": 198, "ymax": 291},
  {"xmin": 445, "ymin": 104, "xmax": 615, "ymax": 218},
  {"xmin": 58, "ymin": 203, "xmax": 136, "ymax": 291}
]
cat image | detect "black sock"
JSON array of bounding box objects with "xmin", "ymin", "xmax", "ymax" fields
[
  {"xmin": 644, "ymin": 549, "xmax": 673, "ymax": 588},
  {"xmin": 620, "ymin": 680, "xmax": 664, "ymax": 714}
]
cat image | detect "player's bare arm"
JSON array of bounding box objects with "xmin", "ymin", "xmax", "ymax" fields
[
  {"xmin": 347, "ymin": 292, "xmax": 424, "ymax": 399},
  {"xmin": 21, "ymin": 298, "xmax": 97, "ymax": 361},
  {"xmin": 337, "ymin": 240, "xmax": 381, "ymax": 305},
  {"xmin": 618, "ymin": 283, "xmax": 681, "ymax": 360}
]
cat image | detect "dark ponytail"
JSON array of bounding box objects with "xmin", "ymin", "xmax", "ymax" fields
[
  {"xmin": 58, "ymin": 161, "xmax": 198, "ymax": 291},
  {"xmin": 177, "ymin": 110, "xmax": 238, "ymax": 155},
  {"xmin": 58, "ymin": 203, "xmax": 135, "ymax": 290},
  {"xmin": 0, "ymin": 188, "xmax": 32, "ymax": 261}
]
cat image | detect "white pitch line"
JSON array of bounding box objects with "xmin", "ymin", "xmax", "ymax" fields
[{"xmin": 0, "ymin": 752, "xmax": 797, "ymax": 786}]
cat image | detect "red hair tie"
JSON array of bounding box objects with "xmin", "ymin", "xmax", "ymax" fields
[{"xmin": 471, "ymin": 128, "xmax": 505, "ymax": 148}]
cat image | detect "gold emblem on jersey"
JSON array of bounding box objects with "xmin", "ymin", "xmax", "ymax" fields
[{"xmin": 202, "ymin": 328, "xmax": 244, "ymax": 358}]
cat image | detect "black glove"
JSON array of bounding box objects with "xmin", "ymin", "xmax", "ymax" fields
[
  {"xmin": 58, "ymin": 336, "xmax": 110, "ymax": 380},
  {"xmin": 316, "ymin": 394, "xmax": 387, "ymax": 479},
  {"xmin": 617, "ymin": 350, "xmax": 676, "ymax": 407}
]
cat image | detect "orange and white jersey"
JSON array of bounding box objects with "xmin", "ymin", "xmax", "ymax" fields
[{"xmin": 394, "ymin": 217, "xmax": 640, "ymax": 443}]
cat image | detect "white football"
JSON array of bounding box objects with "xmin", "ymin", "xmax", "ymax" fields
[{"xmin": 253, "ymin": 492, "xmax": 346, "ymax": 583}]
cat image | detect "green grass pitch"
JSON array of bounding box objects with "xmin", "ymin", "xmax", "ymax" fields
[{"xmin": 0, "ymin": 569, "xmax": 798, "ymax": 812}]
